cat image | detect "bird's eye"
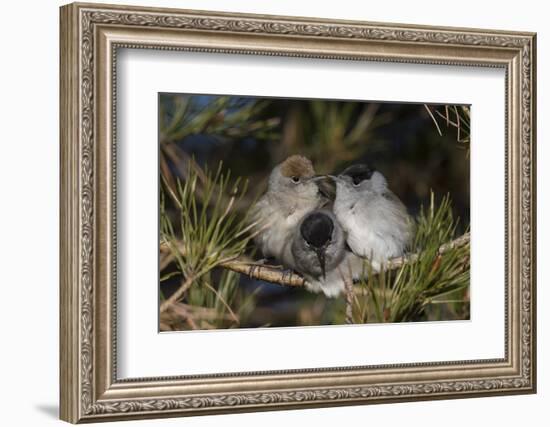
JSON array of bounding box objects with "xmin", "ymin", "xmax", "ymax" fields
[
  {"xmin": 352, "ymin": 176, "xmax": 362, "ymax": 186},
  {"xmin": 291, "ymin": 176, "xmax": 300, "ymax": 183}
]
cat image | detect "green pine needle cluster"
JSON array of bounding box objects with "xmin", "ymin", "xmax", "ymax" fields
[
  {"xmin": 160, "ymin": 164, "xmax": 260, "ymax": 329},
  {"xmin": 160, "ymin": 95, "xmax": 280, "ymax": 145},
  {"xmin": 161, "ymin": 163, "xmax": 255, "ymax": 279},
  {"xmin": 352, "ymin": 193, "xmax": 470, "ymax": 323}
]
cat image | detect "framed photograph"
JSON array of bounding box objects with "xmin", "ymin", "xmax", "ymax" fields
[{"xmin": 60, "ymin": 2, "xmax": 537, "ymax": 423}]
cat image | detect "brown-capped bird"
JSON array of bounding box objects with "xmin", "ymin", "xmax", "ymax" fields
[{"xmin": 251, "ymin": 155, "xmax": 327, "ymax": 266}]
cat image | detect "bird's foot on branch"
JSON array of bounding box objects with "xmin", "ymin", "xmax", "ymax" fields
[{"xmin": 256, "ymin": 257, "xmax": 284, "ymax": 269}]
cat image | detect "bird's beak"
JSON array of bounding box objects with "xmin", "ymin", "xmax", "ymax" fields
[
  {"xmin": 314, "ymin": 248, "xmax": 327, "ymax": 280},
  {"xmin": 311, "ymin": 175, "xmax": 335, "ymax": 200},
  {"xmin": 327, "ymin": 175, "xmax": 344, "ymax": 183}
]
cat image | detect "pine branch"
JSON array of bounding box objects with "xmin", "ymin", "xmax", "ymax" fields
[
  {"xmin": 221, "ymin": 259, "xmax": 306, "ymax": 287},
  {"xmin": 159, "ymin": 241, "xmax": 305, "ymax": 287},
  {"xmin": 160, "ymin": 232, "xmax": 469, "ymax": 289},
  {"xmin": 383, "ymin": 232, "xmax": 470, "ymax": 270}
]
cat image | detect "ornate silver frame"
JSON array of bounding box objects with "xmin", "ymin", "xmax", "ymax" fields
[{"xmin": 60, "ymin": 2, "xmax": 536, "ymax": 423}]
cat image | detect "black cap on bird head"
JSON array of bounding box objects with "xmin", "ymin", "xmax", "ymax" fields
[
  {"xmin": 300, "ymin": 212, "xmax": 334, "ymax": 279},
  {"xmin": 340, "ymin": 164, "xmax": 375, "ymax": 185}
]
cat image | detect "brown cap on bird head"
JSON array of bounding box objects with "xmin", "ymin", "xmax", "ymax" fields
[{"xmin": 279, "ymin": 155, "xmax": 315, "ymax": 179}]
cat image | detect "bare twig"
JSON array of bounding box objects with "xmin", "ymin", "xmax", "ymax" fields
[
  {"xmin": 202, "ymin": 280, "xmax": 240, "ymax": 324},
  {"xmin": 160, "ymin": 301, "xmax": 241, "ymax": 331},
  {"xmin": 424, "ymin": 105, "xmax": 443, "ymax": 136},
  {"xmin": 159, "ymin": 275, "xmax": 196, "ymax": 313},
  {"xmin": 425, "ymin": 104, "xmax": 470, "ymax": 151},
  {"xmin": 161, "ymin": 302, "xmax": 199, "ymax": 330}
]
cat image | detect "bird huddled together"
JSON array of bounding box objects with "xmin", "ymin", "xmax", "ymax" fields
[{"xmin": 251, "ymin": 155, "xmax": 414, "ymax": 298}]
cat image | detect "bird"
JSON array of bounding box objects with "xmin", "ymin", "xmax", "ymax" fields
[
  {"xmin": 250, "ymin": 155, "xmax": 327, "ymax": 264},
  {"xmin": 331, "ymin": 164, "xmax": 414, "ymax": 271},
  {"xmin": 291, "ymin": 210, "xmax": 364, "ymax": 297}
]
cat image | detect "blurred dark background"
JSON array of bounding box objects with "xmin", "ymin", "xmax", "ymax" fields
[{"xmin": 159, "ymin": 93, "xmax": 470, "ymax": 329}]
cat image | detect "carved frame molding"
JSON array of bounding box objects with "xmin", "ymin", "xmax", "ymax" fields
[{"xmin": 60, "ymin": 2, "xmax": 536, "ymax": 423}]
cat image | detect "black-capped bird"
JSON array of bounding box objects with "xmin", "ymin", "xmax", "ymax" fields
[
  {"xmin": 331, "ymin": 164, "xmax": 414, "ymax": 271},
  {"xmin": 291, "ymin": 210, "xmax": 363, "ymax": 297}
]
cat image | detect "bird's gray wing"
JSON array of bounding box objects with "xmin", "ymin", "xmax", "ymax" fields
[{"xmin": 381, "ymin": 190, "xmax": 415, "ymax": 249}]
